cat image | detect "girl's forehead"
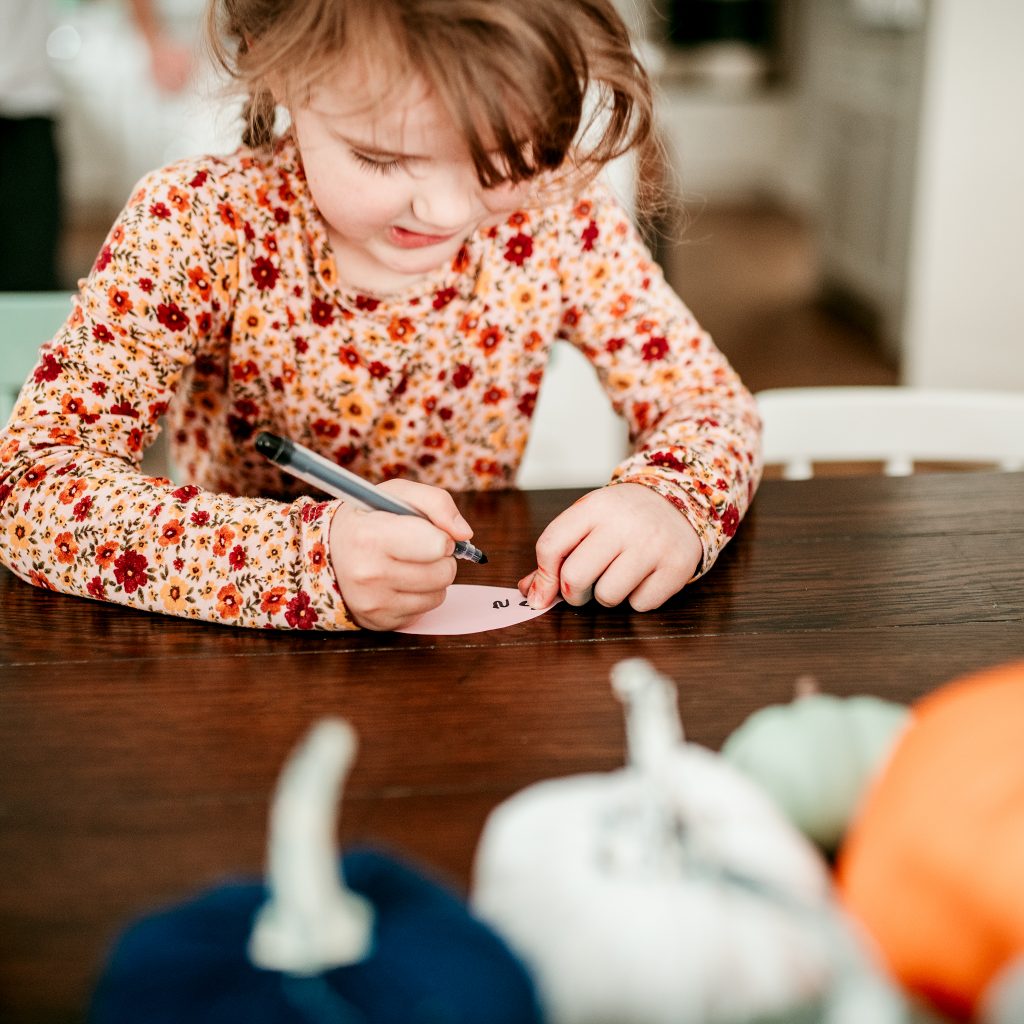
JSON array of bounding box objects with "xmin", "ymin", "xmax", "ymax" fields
[{"xmin": 307, "ymin": 66, "xmax": 459, "ymax": 152}]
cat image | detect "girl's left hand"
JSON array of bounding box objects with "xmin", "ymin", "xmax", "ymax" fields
[{"xmin": 517, "ymin": 483, "xmax": 703, "ymax": 612}]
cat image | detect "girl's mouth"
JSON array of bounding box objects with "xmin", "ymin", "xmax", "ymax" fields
[{"xmin": 388, "ymin": 225, "xmax": 457, "ymax": 249}]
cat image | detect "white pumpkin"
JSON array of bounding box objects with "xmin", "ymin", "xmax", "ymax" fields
[{"xmin": 471, "ymin": 659, "xmax": 908, "ymax": 1024}]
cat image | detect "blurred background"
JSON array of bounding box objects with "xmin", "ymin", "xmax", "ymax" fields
[{"xmin": 13, "ymin": 0, "xmax": 1024, "ymax": 395}]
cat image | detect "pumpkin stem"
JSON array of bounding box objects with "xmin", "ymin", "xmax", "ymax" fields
[
  {"xmin": 248, "ymin": 719, "xmax": 374, "ymax": 975},
  {"xmin": 611, "ymin": 658, "xmax": 684, "ymax": 775},
  {"xmin": 794, "ymin": 674, "xmax": 821, "ymax": 700}
]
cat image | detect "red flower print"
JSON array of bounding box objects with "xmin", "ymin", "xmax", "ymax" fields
[
  {"xmin": 438, "ymin": 407, "xmax": 453, "ymax": 421},
  {"xmin": 433, "ymin": 287, "xmax": 457, "ymax": 310},
  {"xmin": 94, "ymin": 245, "xmax": 113, "ymax": 272},
  {"xmin": 54, "ymin": 531, "xmax": 78, "ymax": 565},
  {"xmin": 482, "ymin": 386, "xmax": 507, "ymax": 405},
  {"xmin": 107, "ymin": 286, "xmax": 133, "ymax": 316},
  {"xmin": 354, "ymin": 294, "xmax": 380, "ymax": 311},
  {"xmin": 261, "ymin": 587, "xmax": 287, "ymax": 614},
  {"xmin": 172, "ymin": 484, "xmax": 200, "ymax": 503},
  {"xmin": 187, "ymin": 265, "xmax": 212, "ymax": 300},
  {"xmin": 127, "ymin": 426, "xmax": 144, "ymax": 452},
  {"xmin": 417, "ymin": 453, "xmax": 437, "ymax": 469},
  {"xmin": 367, "ymin": 361, "xmax": 391, "ymax": 379},
  {"xmin": 228, "ymin": 416, "xmax": 255, "ymax": 442},
  {"xmin": 273, "ymin": 207, "xmax": 290, "ymax": 224},
  {"xmin": 95, "ymin": 542, "xmax": 118, "ymax": 568},
  {"xmin": 338, "ymin": 346, "xmax": 360, "ymax": 369},
  {"xmin": 452, "ymin": 244, "xmax": 471, "ymax": 272},
  {"xmin": 113, "ymin": 548, "xmax": 150, "ymax": 594},
  {"xmin": 311, "ymin": 298, "xmax": 334, "ymax": 326},
  {"xmin": 517, "ymin": 392, "xmax": 537, "ymax": 417},
  {"xmin": 334, "ymin": 444, "xmax": 358, "ymax": 466},
  {"xmin": 648, "ymin": 450, "xmax": 688, "ymax": 473},
  {"xmin": 477, "ymin": 326, "xmax": 504, "ymax": 355},
  {"xmin": 229, "ymin": 544, "xmax": 247, "ymax": 570},
  {"xmin": 452, "ymin": 363, "xmax": 474, "ymax": 389},
  {"xmin": 109, "ymin": 401, "xmax": 140, "ymax": 419},
  {"xmin": 473, "ymin": 458, "xmax": 502, "ymax": 478},
  {"xmin": 641, "ymin": 336, "xmax": 669, "ymax": 362},
  {"xmin": 190, "ymin": 509, "xmax": 210, "ymax": 527},
  {"xmin": 562, "ymin": 306, "xmax": 581, "ymax": 328},
  {"xmin": 28, "ymin": 570, "xmax": 55, "ymax": 591},
  {"xmin": 252, "ymin": 256, "xmax": 280, "ymax": 291},
  {"xmin": 504, "ymin": 232, "xmax": 533, "ymax": 265},
  {"xmin": 60, "ymin": 394, "xmax": 87, "ymax": 416},
  {"xmin": 217, "ymin": 584, "xmax": 242, "ymax": 619},
  {"xmin": 58, "ymin": 478, "xmax": 87, "ymax": 504},
  {"xmin": 605, "ymin": 337, "xmax": 625, "ymax": 353},
  {"xmin": 158, "ymin": 519, "xmax": 185, "ymax": 546},
  {"xmin": 721, "ymin": 504, "xmax": 740, "ymax": 537},
  {"xmin": 573, "ymin": 199, "xmax": 593, "ymax": 219},
  {"xmin": 312, "ymin": 418, "xmax": 341, "ymax": 439},
  {"xmin": 387, "ymin": 317, "xmax": 414, "ymax": 342},
  {"xmin": 92, "ymin": 323, "xmax": 113, "ymax": 343},
  {"xmin": 213, "ymin": 525, "xmax": 235, "ymax": 557},
  {"xmin": 73, "ymin": 496, "xmax": 93, "ymax": 521},
  {"xmin": 300, "ymin": 502, "xmax": 327, "ymax": 524},
  {"xmin": 156, "ymin": 302, "xmax": 189, "ymax": 332},
  {"xmin": 90, "ymin": 381, "xmax": 107, "ymax": 397},
  {"xmin": 285, "ymin": 590, "xmax": 318, "ymax": 629},
  {"xmin": 581, "ymin": 220, "xmax": 598, "ymax": 251},
  {"xmin": 22, "ymin": 464, "xmax": 49, "ymax": 486},
  {"xmin": 87, "ymin": 576, "xmax": 106, "ymax": 600},
  {"xmin": 189, "ymin": 170, "xmax": 208, "ymax": 188},
  {"xmin": 308, "ymin": 542, "xmax": 327, "ymax": 572},
  {"xmin": 149, "ymin": 202, "xmax": 171, "ymax": 219},
  {"xmin": 217, "ymin": 202, "xmax": 240, "ymax": 228},
  {"xmin": 33, "ymin": 353, "xmax": 62, "ymax": 383}
]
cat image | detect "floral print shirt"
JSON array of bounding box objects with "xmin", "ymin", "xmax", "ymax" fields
[{"xmin": 0, "ymin": 136, "xmax": 761, "ymax": 629}]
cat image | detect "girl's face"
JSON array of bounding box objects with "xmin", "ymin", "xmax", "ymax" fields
[{"xmin": 290, "ymin": 70, "xmax": 531, "ymax": 295}]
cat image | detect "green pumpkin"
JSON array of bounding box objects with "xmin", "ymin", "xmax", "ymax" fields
[{"xmin": 721, "ymin": 682, "xmax": 910, "ymax": 852}]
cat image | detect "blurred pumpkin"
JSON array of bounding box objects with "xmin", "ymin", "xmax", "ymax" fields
[
  {"xmin": 721, "ymin": 678, "xmax": 910, "ymax": 851},
  {"xmin": 836, "ymin": 661, "xmax": 1024, "ymax": 1021},
  {"xmin": 90, "ymin": 719, "xmax": 541, "ymax": 1024},
  {"xmin": 472, "ymin": 659, "xmax": 908, "ymax": 1024}
]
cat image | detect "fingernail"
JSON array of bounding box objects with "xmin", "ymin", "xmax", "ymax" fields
[{"xmin": 527, "ymin": 582, "xmax": 547, "ymax": 610}]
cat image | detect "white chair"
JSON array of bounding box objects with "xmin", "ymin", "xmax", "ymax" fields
[{"xmin": 757, "ymin": 386, "xmax": 1024, "ymax": 480}]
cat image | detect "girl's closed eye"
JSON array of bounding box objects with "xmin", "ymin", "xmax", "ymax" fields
[{"xmin": 351, "ymin": 150, "xmax": 404, "ymax": 176}]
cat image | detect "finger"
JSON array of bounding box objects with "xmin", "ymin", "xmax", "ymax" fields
[
  {"xmin": 377, "ymin": 478, "xmax": 473, "ymax": 541},
  {"xmin": 389, "ymin": 553, "xmax": 459, "ymax": 595},
  {"xmin": 528, "ymin": 502, "xmax": 599, "ymax": 609},
  {"xmin": 627, "ymin": 569, "xmax": 682, "ymax": 613},
  {"xmin": 351, "ymin": 587, "xmax": 447, "ymax": 631},
  {"xmin": 366, "ymin": 513, "xmax": 455, "ymax": 564},
  {"xmin": 557, "ymin": 532, "xmax": 623, "ymax": 607},
  {"xmin": 593, "ymin": 553, "xmax": 651, "ymax": 608}
]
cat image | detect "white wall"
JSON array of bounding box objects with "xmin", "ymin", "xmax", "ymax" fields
[{"xmin": 902, "ymin": 0, "xmax": 1024, "ymax": 389}]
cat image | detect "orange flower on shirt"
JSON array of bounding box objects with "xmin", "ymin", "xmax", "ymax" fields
[
  {"xmin": 216, "ymin": 583, "xmax": 242, "ymax": 618},
  {"xmin": 187, "ymin": 265, "xmax": 212, "ymax": 302},
  {"xmin": 107, "ymin": 286, "xmax": 133, "ymax": 317}
]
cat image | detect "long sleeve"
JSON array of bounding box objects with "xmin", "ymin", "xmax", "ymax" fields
[
  {"xmin": 554, "ymin": 187, "xmax": 762, "ymax": 575},
  {"xmin": 0, "ymin": 163, "xmax": 354, "ymax": 629}
]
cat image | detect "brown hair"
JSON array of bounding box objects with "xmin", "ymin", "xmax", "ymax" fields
[{"xmin": 205, "ymin": 0, "xmax": 657, "ymax": 196}]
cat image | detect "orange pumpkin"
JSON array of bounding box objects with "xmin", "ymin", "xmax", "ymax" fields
[{"xmin": 836, "ymin": 661, "xmax": 1024, "ymax": 1021}]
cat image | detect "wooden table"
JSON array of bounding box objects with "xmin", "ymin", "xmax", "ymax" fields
[{"xmin": 2, "ymin": 473, "xmax": 1023, "ymax": 1023}]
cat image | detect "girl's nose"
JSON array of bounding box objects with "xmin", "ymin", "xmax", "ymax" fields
[{"xmin": 411, "ymin": 167, "xmax": 482, "ymax": 232}]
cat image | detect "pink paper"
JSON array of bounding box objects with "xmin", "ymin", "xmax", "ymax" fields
[{"xmin": 396, "ymin": 584, "xmax": 560, "ymax": 636}]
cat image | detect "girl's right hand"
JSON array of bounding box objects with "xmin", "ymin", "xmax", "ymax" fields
[{"xmin": 328, "ymin": 479, "xmax": 473, "ymax": 631}]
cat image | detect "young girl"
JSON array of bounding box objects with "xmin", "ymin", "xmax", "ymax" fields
[{"xmin": 0, "ymin": 0, "xmax": 761, "ymax": 632}]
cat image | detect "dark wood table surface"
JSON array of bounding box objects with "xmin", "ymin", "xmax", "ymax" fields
[{"xmin": 2, "ymin": 472, "xmax": 1023, "ymax": 1023}]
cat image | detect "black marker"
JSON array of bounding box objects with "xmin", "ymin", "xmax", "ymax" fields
[{"xmin": 255, "ymin": 431, "xmax": 488, "ymax": 564}]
